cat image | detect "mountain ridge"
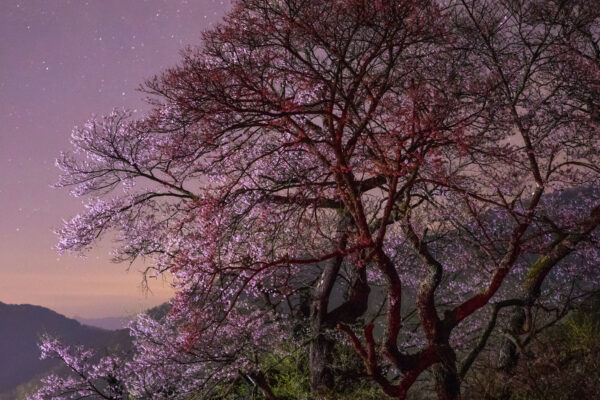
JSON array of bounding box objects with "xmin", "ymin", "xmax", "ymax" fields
[
  {"xmin": 0, "ymin": 301, "xmax": 131, "ymax": 398},
  {"xmin": 74, "ymin": 315, "xmax": 131, "ymax": 330}
]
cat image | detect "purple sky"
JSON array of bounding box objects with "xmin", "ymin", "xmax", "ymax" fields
[{"xmin": 0, "ymin": 0, "xmax": 230, "ymax": 318}]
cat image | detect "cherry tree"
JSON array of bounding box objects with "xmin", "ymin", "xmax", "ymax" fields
[{"xmin": 41, "ymin": 0, "xmax": 600, "ymax": 399}]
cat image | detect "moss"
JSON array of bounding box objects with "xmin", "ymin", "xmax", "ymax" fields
[{"xmin": 523, "ymin": 255, "xmax": 551, "ymax": 291}]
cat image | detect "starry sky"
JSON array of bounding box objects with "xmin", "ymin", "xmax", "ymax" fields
[{"xmin": 0, "ymin": 0, "xmax": 230, "ymax": 318}]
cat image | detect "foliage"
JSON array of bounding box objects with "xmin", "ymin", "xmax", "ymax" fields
[
  {"xmin": 507, "ymin": 303, "xmax": 600, "ymax": 399},
  {"xmin": 255, "ymin": 340, "xmax": 385, "ymax": 400},
  {"xmin": 519, "ymin": 312, "xmax": 600, "ymax": 399}
]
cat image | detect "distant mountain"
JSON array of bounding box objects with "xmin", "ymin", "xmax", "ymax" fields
[
  {"xmin": 0, "ymin": 302, "xmax": 130, "ymax": 399},
  {"xmin": 74, "ymin": 315, "xmax": 131, "ymax": 330}
]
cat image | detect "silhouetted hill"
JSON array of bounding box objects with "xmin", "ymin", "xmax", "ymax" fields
[
  {"xmin": 0, "ymin": 302, "xmax": 130, "ymax": 397},
  {"xmin": 74, "ymin": 315, "xmax": 131, "ymax": 330}
]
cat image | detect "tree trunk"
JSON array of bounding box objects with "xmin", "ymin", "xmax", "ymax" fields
[
  {"xmin": 309, "ymin": 327, "xmax": 335, "ymax": 393},
  {"xmin": 308, "ymin": 216, "xmax": 349, "ymax": 394},
  {"xmin": 497, "ymin": 306, "xmax": 525, "ymax": 373},
  {"xmin": 433, "ymin": 344, "xmax": 461, "ymax": 400},
  {"xmin": 495, "ymin": 306, "xmax": 526, "ymax": 399}
]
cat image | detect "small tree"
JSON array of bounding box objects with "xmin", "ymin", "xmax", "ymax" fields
[{"xmin": 48, "ymin": 0, "xmax": 600, "ymax": 399}]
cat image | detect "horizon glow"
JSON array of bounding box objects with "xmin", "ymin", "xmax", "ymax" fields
[{"xmin": 0, "ymin": 0, "xmax": 229, "ymax": 318}]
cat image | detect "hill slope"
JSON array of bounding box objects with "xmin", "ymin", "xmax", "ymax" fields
[
  {"xmin": 74, "ymin": 315, "xmax": 131, "ymax": 330},
  {"xmin": 0, "ymin": 302, "xmax": 130, "ymax": 397}
]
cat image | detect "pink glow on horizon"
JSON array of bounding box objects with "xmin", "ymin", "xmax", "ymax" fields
[{"xmin": 0, "ymin": 0, "xmax": 229, "ymax": 318}]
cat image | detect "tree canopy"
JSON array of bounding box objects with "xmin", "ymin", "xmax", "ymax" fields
[{"xmin": 34, "ymin": 0, "xmax": 600, "ymax": 399}]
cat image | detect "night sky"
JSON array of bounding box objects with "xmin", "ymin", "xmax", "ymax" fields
[{"xmin": 0, "ymin": 0, "xmax": 230, "ymax": 318}]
